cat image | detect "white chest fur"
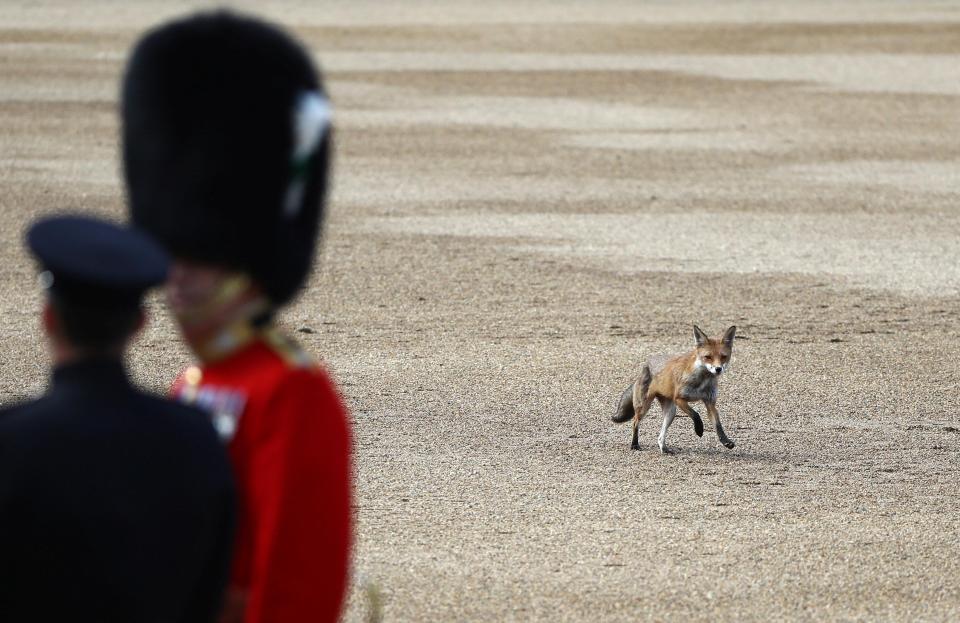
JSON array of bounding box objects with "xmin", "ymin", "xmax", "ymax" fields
[{"xmin": 679, "ymin": 368, "xmax": 719, "ymax": 402}]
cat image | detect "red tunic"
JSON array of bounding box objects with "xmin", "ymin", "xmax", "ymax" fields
[{"xmin": 172, "ymin": 329, "xmax": 352, "ymax": 623}]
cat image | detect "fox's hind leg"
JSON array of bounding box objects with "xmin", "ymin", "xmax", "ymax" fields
[
  {"xmin": 630, "ymin": 364, "xmax": 655, "ymax": 450},
  {"xmin": 657, "ymin": 398, "xmax": 677, "ymax": 454},
  {"xmin": 630, "ymin": 393, "xmax": 654, "ymax": 450}
]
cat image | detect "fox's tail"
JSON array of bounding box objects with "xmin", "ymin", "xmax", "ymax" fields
[
  {"xmin": 612, "ymin": 364, "xmax": 652, "ymax": 423},
  {"xmin": 612, "ymin": 383, "xmax": 634, "ymax": 423}
]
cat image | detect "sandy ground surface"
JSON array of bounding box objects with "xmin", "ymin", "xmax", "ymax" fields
[{"xmin": 2, "ymin": 1, "xmax": 959, "ymax": 620}]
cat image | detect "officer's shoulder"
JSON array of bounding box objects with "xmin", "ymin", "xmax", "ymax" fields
[
  {"xmin": 0, "ymin": 397, "xmax": 66, "ymax": 468},
  {"xmin": 140, "ymin": 392, "xmax": 232, "ymax": 474},
  {"xmin": 0, "ymin": 396, "xmax": 54, "ymax": 435},
  {"xmin": 0, "ymin": 399, "xmax": 35, "ymax": 420},
  {"xmin": 134, "ymin": 389, "xmax": 223, "ymax": 441}
]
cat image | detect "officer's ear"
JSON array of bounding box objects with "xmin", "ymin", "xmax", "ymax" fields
[
  {"xmin": 41, "ymin": 300, "xmax": 60, "ymax": 338},
  {"xmin": 132, "ymin": 308, "xmax": 147, "ymax": 338},
  {"xmin": 119, "ymin": 308, "xmax": 148, "ymax": 350},
  {"xmin": 114, "ymin": 307, "xmax": 147, "ymax": 350}
]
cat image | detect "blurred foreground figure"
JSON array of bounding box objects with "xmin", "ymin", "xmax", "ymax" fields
[
  {"xmin": 122, "ymin": 12, "xmax": 352, "ymax": 623},
  {"xmin": 0, "ymin": 216, "xmax": 235, "ymax": 622}
]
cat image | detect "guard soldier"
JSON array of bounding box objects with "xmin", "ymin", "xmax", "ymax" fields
[
  {"xmin": 122, "ymin": 12, "xmax": 352, "ymax": 623},
  {"xmin": 0, "ymin": 215, "xmax": 235, "ymax": 622}
]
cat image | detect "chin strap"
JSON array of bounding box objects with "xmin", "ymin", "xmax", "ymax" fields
[
  {"xmin": 195, "ymin": 306, "xmax": 270, "ymax": 363},
  {"xmin": 178, "ymin": 273, "xmax": 273, "ymax": 363}
]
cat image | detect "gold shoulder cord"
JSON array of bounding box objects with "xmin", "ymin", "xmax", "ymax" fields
[{"xmin": 263, "ymin": 327, "xmax": 313, "ymax": 369}]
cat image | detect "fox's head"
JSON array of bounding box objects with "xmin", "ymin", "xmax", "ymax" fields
[{"xmin": 693, "ymin": 325, "xmax": 736, "ymax": 376}]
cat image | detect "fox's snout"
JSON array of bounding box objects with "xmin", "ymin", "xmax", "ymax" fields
[{"xmin": 699, "ymin": 360, "xmax": 724, "ymax": 375}]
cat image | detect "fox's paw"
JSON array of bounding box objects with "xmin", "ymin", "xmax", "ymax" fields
[
  {"xmin": 722, "ymin": 439, "xmax": 736, "ymax": 449},
  {"xmin": 693, "ymin": 416, "xmax": 704, "ymax": 438}
]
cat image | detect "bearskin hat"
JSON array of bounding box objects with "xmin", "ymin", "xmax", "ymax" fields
[{"xmin": 121, "ymin": 11, "xmax": 331, "ymax": 306}]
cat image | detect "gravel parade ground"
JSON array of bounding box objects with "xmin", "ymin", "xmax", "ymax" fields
[{"xmin": 1, "ymin": 2, "xmax": 958, "ymax": 620}]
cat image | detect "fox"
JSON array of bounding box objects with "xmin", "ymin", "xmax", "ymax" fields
[{"xmin": 613, "ymin": 325, "xmax": 737, "ymax": 454}]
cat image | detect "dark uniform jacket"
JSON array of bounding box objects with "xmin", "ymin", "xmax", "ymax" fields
[{"xmin": 0, "ymin": 359, "xmax": 235, "ymax": 622}]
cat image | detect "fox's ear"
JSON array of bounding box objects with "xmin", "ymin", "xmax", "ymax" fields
[
  {"xmin": 722, "ymin": 325, "xmax": 737, "ymax": 347},
  {"xmin": 693, "ymin": 325, "xmax": 708, "ymax": 347}
]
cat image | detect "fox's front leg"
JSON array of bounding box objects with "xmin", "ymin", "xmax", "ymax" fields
[
  {"xmin": 674, "ymin": 398, "xmax": 704, "ymax": 438},
  {"xmin": 705, "ymin": 401, "xmax": 735, "ymax": 449}
]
